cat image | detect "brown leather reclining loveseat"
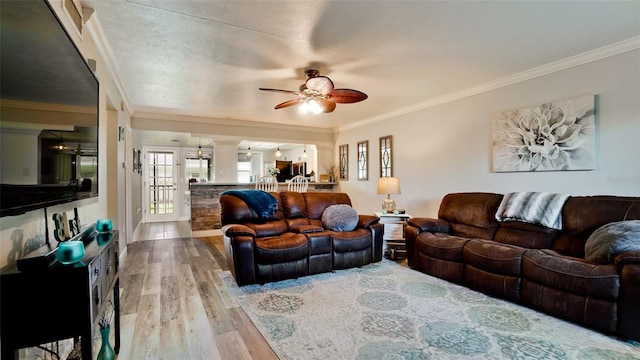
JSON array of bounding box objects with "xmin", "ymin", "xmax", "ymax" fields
[
  {"xmin": 221, "ymin": 191, "xmax": 383, "ymax": 286},
  {"xmin": 405, "ymin": 192, "xmax": 640, "ymax": 341}
]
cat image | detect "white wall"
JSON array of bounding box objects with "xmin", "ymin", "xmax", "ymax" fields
[{"xmin": 336, "ymin": 50, "xmax": 640, "ymax": 218}]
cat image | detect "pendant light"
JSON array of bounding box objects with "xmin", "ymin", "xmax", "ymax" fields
[
  {"xmin": 247, "ymin": 142, "xmax": 252, "ymax": 158},
  {"xmin": 57, "ymin": 132, "xmax": 65, "ymax": 151},
  {"xmin": 302, "ymin": 146, "xmax": 307, "ymax": 158},
  {"xmin": 197, "ymin": 138, "xmax": 203, "ymax": 158},
  {"xmin": 275, "ymin": 145, "xmax": 281, "ymax": 158}
]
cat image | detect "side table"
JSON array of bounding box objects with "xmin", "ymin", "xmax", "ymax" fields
[{"xmin": 373, "ymin": 211, "xmax": 412, "ymax": 260}]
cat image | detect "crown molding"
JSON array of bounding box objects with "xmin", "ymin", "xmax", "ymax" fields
[{"xmin": 340, "ymin": 36, "xmax": 640, "ymax": 132}]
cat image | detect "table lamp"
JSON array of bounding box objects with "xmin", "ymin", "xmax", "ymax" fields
[{"xmin": 377, "ymin": 177, "xmax": 401, "ymax": 213}]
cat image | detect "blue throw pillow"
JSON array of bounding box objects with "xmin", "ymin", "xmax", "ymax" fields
[
  {"xmin": 322, "ymin": 204, "xmax": 358, "ymax": 231},
  {"xmin": 585, "ymin": 220, "xmax": 640, "ymax": 264}
]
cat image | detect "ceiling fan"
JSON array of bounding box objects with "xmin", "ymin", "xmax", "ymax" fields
[{"xmin": 259, "ymin": 69, "xmax": 368, "ymax": 114}]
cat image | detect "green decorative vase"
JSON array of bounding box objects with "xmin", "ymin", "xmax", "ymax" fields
[{"xmin": 97, "ymin": 326, "xmax": 115, "ymax": 360}]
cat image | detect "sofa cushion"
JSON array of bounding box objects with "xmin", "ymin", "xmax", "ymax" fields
[
  {"xmin": 494, "ymin": 221, "xmax": 558, "ymax": 249},
  {"xmin": 522, "ymin": 249, "xmax": 619, "ymax": 300},
  {"xmin": 463, "ymin": 239, "xmax": 526, "ymax": 276},
  {"xmin": 331, "ymin": 228, "xmax": 372, "ymax": 252},
  {"xmin": 415, "ymin": 232, "xmax": 469, "ymax": 262},
  {"xmin": 438, "ymin": 192, "xmax": 503, "ymax": 239},
  {"xmin": 322, "ymin": 204, "xmax": 358, "ymax": 231},
  {"xmin": 584, "ymin": 220, "xmax": 640, "ymax": 264},
  {"xmin": 255, "ymin": 233, "xmax": 308, "ymax": 263}
]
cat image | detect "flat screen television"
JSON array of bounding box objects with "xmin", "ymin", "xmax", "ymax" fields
[{"xmin": 0, "ymin": 0, "xmax": 99, "ymax": 217}]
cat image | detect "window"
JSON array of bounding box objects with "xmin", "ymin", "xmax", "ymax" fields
[
  {"xmin": 379, "ymin": 135, "xmax": 393, "ymax": 177},
  {"xmin": 185, "ymin": 156, "xmax": 212, "ymax": 182},
  {"xmin": 237, "ymin": 159, "xmax": 252, "ymax": 183},
  {"xmin": 357, "ymin": 140, "xmax": 368, "ymax": 180}
]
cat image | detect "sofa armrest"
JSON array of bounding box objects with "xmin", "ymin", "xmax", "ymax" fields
[
  {"xmin": 615, "ymin": 250, "xmax": 640, "ymax": 340},
  {"xmin": 222, "ymin": 226, "xmax": 257, "ymax": 286},
  {"xmin": 615, "ymin": 250, "xmax": 640, "ymax": 267},
  {"xmin": 222, "ymin": 224, "xmax": 257, "ymax": 237},
  {"xmin": 407, "ymin": 217, "xmax": 451, "ymax": 233},
  {"xmin": 359, "ymin": 214, "xmax": 380, "ymax": 229}
]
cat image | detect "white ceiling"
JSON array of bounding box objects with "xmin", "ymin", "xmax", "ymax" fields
[{"xmin": 84, "ymin": 0, "xmax": 639, "ymax": 135}]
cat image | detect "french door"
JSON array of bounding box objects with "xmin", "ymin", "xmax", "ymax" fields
[{"xmin": 144, "ymin": 149, "xmax": 179, "ymax": 222}]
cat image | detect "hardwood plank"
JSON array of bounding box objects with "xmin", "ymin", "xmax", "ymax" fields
[
  {"xmin": 115, "ymin": 313, "xmax": 137, "ymax": 360},
  {"xmin": 122, "ymin": 250, "xmax": 149, "ymax": 275},
  {"xmin": 119, "ymin": 272, "xmax": 144, "ymax": 315},
  {"xmin": 183, "ymin": 237, "xmax": 200, "ymax": 257},
  {"xmin": 150, "ymin": 239, "xmax": 175, "ymax": 264},
  {"xmin": 215, "ymin": 330, "xmax": 254, "ymax": 360},
  {"xmin": 197, "ymin": 280, "xmax": 236, "ymax": 335},
  {"xmin": 160, "ymin": 317, "xmax": 189, "ymax": 359},
  {"xmin": 141, "ymin": 262, "xmax": 162, "ymax": 295},
  {"xmin": 160, "ymin": 275, "xmax": 180, "ymax": 323},
  {"xmin": 230, "ymin": 307, "xmax": 279, "ymax": 360},
  {"xmin": 176, "ymin": 263, "xmax": 199, "ymax": 298},
  {"xmin": 129, "ymin": 293, "xmax": 161, "ymax": 359},
  {"xmin": 212, "ymin": 269, "xmax": 238, "ymax": 310},
  {"xmin": 181, "ymin": 295, "xmax": 222, "ymax": 359}
]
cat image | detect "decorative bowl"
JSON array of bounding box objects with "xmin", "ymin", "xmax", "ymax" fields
[
  {"xmin": 57, "ymin": 241, "xmax": 85, "ymax": 264},
  {"xmin": 96, "ymin": 219, "xmax": 113, "ymax": 233}
]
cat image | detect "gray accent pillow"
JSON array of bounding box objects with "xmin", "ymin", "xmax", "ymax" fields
[
  {"xmin": 322, "ymin": 204, "xmax": 358, "ymax": 232},
  {"xmin": 585, "ymin": 220, "xmax": 640, "ymax": 264}
]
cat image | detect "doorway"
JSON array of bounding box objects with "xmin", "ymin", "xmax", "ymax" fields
[{"xmin": 143, "ymin": 148, "xmax": 179, "ymax": 223}]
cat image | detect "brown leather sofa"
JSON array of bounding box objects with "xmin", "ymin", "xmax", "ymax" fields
[
  {"xmin": 405, "ymin": 192, "xmax": 640, "ymax": 341},
  {"xmin": 220, "ymin": 191, "xmax": 383, "ymax": 286}
]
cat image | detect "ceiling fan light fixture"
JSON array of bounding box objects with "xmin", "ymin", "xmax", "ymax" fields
[
  {"xmin": 260, "ymin": 69, "xmax": 367, "ymax": 114},
  {"xmin": 299, "ymin": 99, "xmax": 322, "ymax": 115}
]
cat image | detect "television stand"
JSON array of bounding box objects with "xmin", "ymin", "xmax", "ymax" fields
[{"xmin": 0, "ymin": 229, "xmax": 120, "ymax": 360}]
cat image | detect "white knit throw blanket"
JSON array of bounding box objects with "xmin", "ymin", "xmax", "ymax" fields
[{"xmin": 495, "ymin": 192, "xmax": 570, "ymax": 230}]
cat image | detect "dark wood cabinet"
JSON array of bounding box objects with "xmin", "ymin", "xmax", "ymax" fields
[{"xmin": 1, "ymin": 229, "xmax": 120, "ymax": 360}]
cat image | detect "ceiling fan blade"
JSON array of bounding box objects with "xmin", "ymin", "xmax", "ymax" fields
[
  {"xmin": 319, "ymin": 99, "xmax": 337, "ymax": 113},
  {"xmin": 328, "ymin": 89, "xmax": 368, "ymax": 103},
  {"xmin": 259, "ymin": 88, "xmax": 299, "ymax": 95},
  {"xmin": 305, "ymin": 76, "xmax": 334, "ymax": 95},
  {"xmin": 274, "ymin": 98, "xmax": 303, "ymax": 110}
]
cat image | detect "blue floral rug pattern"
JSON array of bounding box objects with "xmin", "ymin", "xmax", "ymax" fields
[{"xmin": 222, "ymin": 260, "xmax": 639, "ymax": 359}]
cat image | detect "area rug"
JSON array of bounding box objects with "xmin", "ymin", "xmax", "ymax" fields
[{"xmin": 222, "ymin": 260, "xmax": 640, "ymax": 360}]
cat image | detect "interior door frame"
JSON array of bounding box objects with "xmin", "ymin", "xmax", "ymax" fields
[{"xmin": 142, "ymin": 147, "xmax": 180, "ymax": 223}]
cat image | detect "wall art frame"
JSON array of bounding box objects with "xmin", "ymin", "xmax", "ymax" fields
[{"xmin": 492, "ymin": 95, "xmax": 595, "ymax": 172}]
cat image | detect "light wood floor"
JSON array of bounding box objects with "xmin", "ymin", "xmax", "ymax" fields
[{"xmin": 118, "ymin": 222, "xmax": 278, "ymax": 359}]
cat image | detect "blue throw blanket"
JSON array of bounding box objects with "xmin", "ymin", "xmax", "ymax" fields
[
  {"xmin": 495, "ymin": 192, "xmax": 569, "ymax": 230},
  {"xmin": 222, "ymin": 189, "xmax": 279, "ymax": 219}
]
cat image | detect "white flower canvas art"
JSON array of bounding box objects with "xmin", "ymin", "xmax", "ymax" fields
[{"xmin": 492, "ymin": 95, "xmax": 595, "ymax": 172}]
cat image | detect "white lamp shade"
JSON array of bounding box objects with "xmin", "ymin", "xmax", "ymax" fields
[{"xmin": 377, "ymin": 177, "xmax": 401, "ymax": 195}]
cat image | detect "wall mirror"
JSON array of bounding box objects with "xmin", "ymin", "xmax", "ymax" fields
[
  {"xmin": 339, "ymin": 144, "xmax": 348, "ymax": 180},
  {"xmin": 357, "ymin": 140, "xmax": 368, "ymax": 180},
  {"xmin": 379, "ymin": 135, "xmax": 393, "ymax": 177}
]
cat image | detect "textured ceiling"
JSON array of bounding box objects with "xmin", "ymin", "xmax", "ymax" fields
[{"xmin": 83, "ymin": 0, "xmax": 640, "ymax": 132}]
